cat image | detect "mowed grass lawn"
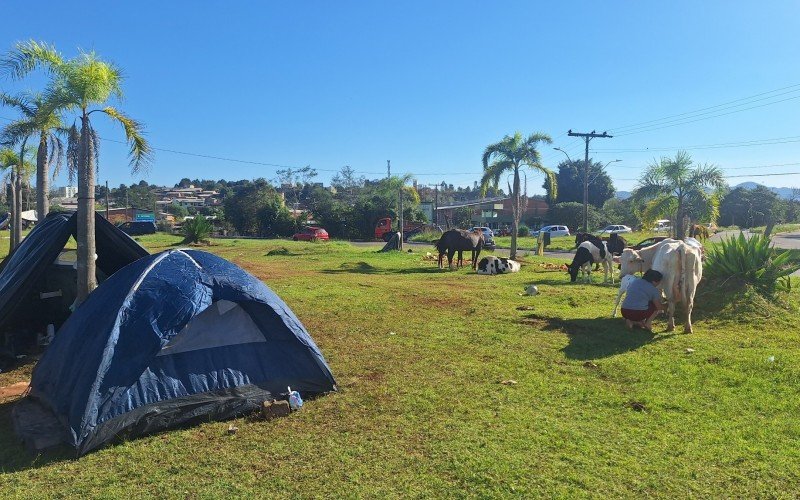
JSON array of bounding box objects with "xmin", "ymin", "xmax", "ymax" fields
[{"xmin": 1, "ymin": 234, "xmax": 799, "ymax": 496}]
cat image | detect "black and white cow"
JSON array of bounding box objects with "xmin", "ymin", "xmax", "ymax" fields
[
  {"xmin": 476, "ymin": 256, "xmax": 521, "ymax": 275},
  {"xmin": 567, "ymin": 246, "xmax": 594, "ymax": 283}
]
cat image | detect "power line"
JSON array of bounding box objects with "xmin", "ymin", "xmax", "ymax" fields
[
  {"xmin": 612, "ymin": 95, "xmax": 800, "ymax": 137},
  {"xmin": 608, "ymin": 83, "xmax": 800, "ymax": 134},
  {"xmin": 593, "ymin": 135, "xmax": 800, "ymax": 153}
]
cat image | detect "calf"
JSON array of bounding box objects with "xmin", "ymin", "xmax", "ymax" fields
[
  {"xmin": 567, "ymin": 246, "xmax": 594, "ymax": 283},
  {"xmin": 618, "ymin": 239, "xmax": 703, "ymax": 333},
  {"xmin": 611, "ymin": 274, "xmax": 638, "ymax": 317},
  {"xmin": 476, "ymin": 256, "xmax": 521, "ymax": 275}
]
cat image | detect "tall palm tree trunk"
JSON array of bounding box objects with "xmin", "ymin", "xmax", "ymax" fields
[
  {"xmin": 676, "ymin": 197, "xmax": 685, "ymax": 239},
  {"xmin": 510, "ymin": 166, "xmax": 521, "ymax": 259},
  {"xmin": 9, "ymin": 170, "xmax": 17, "ymax": 252},
  {"xmin": 36, "ymin": 133, "xmax": 49, "ymax": 219},
  {"xmin": 76, "ymin": 114, "xmax": 97, "ymax": 304}
]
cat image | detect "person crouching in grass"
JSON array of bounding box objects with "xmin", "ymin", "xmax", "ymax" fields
[{"xmin": 621, "ymin": 269, "xmax": 664, "ymax": 331}]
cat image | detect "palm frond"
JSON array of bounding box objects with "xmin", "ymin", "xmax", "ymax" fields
[
  {"xmin": 49, "ymin": 134, "xmax": 65, "ymax": 178},
  {"xmin": 66, "ymin": 123, "xmax": 80, "ymax": 183},
  {"xmin": 100, "ymin": 106, "xmax": 152, "ymax": 173},
  {"xmin": 641, "ymin": 195, "xmax": 677, "ymax": 226},
  {"xmin": 0, "ymin": 40, "xmax": 63, "ymax": 80},
  {"xmin": 0, "ymin": 119, "xmax": 35, "ymax": 148},
  {"xmin": 0, "ymin": 91, "xmax": 36, "ymax": 117},
  {"xmin": 89, "ymin": 124, "xmax": 101, "ymax": 173},
  {"xmin": 480, "ymin": 160, "xmax": 512, "ymax": 196}
]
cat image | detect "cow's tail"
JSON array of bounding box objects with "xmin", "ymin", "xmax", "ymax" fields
[{"xmin": 682, "ymin": 246, "xmax": 701, "ymax": 306}]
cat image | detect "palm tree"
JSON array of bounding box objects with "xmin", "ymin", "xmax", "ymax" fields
[
  {"xmin": 0, "ymin": 91, "xmax": 65, "ymax": 221},
  {"xmin": 4, "ymin": 42, "xmax": 152, "ymax": 302},
  {"xmin": 480, "ymin": 132, "xmax": 555, "ymax": 259},
  {"xmin": 633, "ymin": 151, "xmax": 726, "ymax": 239},
  {"xmin": 0, "ymin": 146, "xmax": 34, "ymax": 251}
]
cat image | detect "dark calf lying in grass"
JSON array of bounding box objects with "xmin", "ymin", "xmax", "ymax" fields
[{"xmin": 567, "ymin": 246, "xmax": 594, "ymax": 283}]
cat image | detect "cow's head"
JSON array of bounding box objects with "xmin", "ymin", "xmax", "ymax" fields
[
  {"xmin": 566, "ymin": 262, "xmax": 579, "ymax": 282},
  {"xmin": 619, "ymin": 248, "xmax": 645, "ymax": 277}
]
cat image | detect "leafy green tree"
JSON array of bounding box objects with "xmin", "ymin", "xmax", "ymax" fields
[
  {"xmin": 0, "ymin": 91, "xmax": 64, "ymax": 219},
  {"xmin": 633, "ymin": 151, "xmax": 725, "ymax": 239},
  {"xmin": 451, "ymin": 206, "xmax": 473, "ymax": 228},
  {"xmin": 543, "ymin": 159, "xmax": 615, "ymax": 208},
  {"xmin": 549, "ymin": 202, "xmax": 603, "ymax": 232},
  {"xmin": 165, "ymin": 203, "xmax": 189, "ymax": 218},
  {"xmin": 719, "ymin": 186, "xmax": 784, "ymax": 229},
  {"xmin": 481, "ymin": 132, "xmax": 555, "ymax": 259},
  {"xmin": 223, "ymin": 181, "xmax": 293, "ymax": 237},
  {"xmin": 601, "ymin": 197, "xmax": 640, "ymax": 228},
  {"xmin": 4, "ymin": 41, "xmax": 152, "ymax": 302}
]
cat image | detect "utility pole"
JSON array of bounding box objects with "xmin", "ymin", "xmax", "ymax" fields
[
  {"xmin": 105, "ymin": 181, "xmax": 110, "ymax": 219},
  {"xmin": 387, "ymin": 160, "xmax": 391, "ymax": 179},
  {"xmin": 567, "ymin": 129, "xmax": 613, "ymax": 232}
]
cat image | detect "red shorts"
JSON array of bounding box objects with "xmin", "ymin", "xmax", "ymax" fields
[{"xmin": 621, "ymin": 301, "xmax": 657, "ymax": 322}]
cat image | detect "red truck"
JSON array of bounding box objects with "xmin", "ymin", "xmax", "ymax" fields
[{"xmin": 374, "ymin": 217, "xmax": 426, "ymax": 241}]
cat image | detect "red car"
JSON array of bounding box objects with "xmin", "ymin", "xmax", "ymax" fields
[{"xmin": 292, "ymin": 226, "xmax": 329, "ymax": 242}]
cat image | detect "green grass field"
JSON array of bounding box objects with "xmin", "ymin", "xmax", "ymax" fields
[{"xmin": 1, "ymin": 234, "xmax": 799, "ymax": 496}]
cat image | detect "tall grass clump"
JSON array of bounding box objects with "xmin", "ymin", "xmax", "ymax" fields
[
  {"xmin": 183, "ymin": 215, "xmax": 213, "ymax": 244},
  {"xmin": 409, "ymin": 228, "xmax": 443, "ymax": 243},
  {"xmin": 705, "ymin": 233, "xmax": 799, "ymax": 294}
]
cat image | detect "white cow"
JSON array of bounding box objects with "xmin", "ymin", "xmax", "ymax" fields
[
  {"xmin": 578, "ymin": 240, "xmax": 614, "ymax": 284},
  {"xmin": 476, "ymin": 256, "xmax": 521, "ymax": 275},
  {"xmin": 618, "ymin": 239, "xmax": 703, "ymax": 333}
]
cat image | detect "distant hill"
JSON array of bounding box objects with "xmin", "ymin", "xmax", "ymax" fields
[
  {"xmin": 734, "ymin": 182, "xmax": 796, "ymax": 200},
  {"xmin": 616, "ymin": 191, "xmax": 632, "ymax": 200}
]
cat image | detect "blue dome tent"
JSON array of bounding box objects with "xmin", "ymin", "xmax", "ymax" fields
[{"xmin": 14, "ymin": 249, "xmax": 336, "ymax": 455}]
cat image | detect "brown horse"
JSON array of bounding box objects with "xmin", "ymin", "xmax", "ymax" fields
[
  {"xmin": 436, "ymin": 229, "xmax": 484, "ymax": 269},
  {"xmin": 689, "ymin": 224, "xmax": 709, "ymax": 240}
]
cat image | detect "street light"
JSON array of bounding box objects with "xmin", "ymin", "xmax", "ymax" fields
[
  {"xmin": 553, "ymin": 147, "xmax": 573, "ymax": 163},
  {"xmin": 590, "ymin": 159, "xmax": 621, "ymax": 183}
]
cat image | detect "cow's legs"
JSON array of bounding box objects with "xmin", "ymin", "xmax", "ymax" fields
[
  {"xmin": 683, "ymin": 291, "xmax": 695, "ymax": 334},
  {"xmin": 666, "ymin": 300, "xmax": 676, "ymax": 331},
  {"xmin": 447, "ymin": 249, "xmax": 456, "ymax": 269}
]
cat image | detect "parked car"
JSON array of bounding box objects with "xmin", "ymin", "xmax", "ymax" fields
[
  {"xmin": 532, "ymin": 225, "xmax": 570, "ymax": 238},
  {"xmin": 630, "ymin": 236, "xmax": 668, "ymax": 250},
  {"xmin": 598, "ymin": 224, "xmax": 632, "ymax": 234},
  {"xmin": 470, "ymin": 226, "xmax": 496, "ymax": 249},
  {"xmin": 117, "ymin": 221, "xmax": 157, "ymax": 236},
  {"xmin": 292, "ymin": 226, "xmax": 329, "ymax": 242}
]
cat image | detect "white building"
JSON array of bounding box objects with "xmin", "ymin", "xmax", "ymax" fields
[{"xmin": 58, "ymin": 186, "xmax": 78, "ymax": 198}]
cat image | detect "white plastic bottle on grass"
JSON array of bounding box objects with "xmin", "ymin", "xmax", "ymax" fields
[{"xmin": 288, "ymin": 386, "xmax": 303, "ymax": 410}]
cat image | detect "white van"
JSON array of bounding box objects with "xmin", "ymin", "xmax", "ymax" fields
[{"xmin": 653, "ymin": 220, "xmax": 671, "ymax": 233}]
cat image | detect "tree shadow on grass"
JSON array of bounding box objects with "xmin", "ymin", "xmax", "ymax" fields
[
  {"xmin": 519, "ymin": 313, "xmax": 676, "ymax": 360},
  {"xmin": 321, "ymin": 261, "xmax": 448, "ymax": 275}
]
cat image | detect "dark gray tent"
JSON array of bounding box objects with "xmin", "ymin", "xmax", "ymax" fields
[{"xmin": 0, "ymin": 212, "xmax": 149, "ymax": 354}]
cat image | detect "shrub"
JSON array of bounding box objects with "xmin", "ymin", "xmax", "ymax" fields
[
  {"xmin": 705, "ymin": 233, "xmax": 799, "ymax": 294},
  {"xmin": 183, "ymin": 215, "xmax": 213, "ymax": 244},
  {"xmin": 409, "ymin": 228, "xmax": 443, "ymax": 243},
  {"xmin": 518, "ymin": 224, "xmax": 530, "ymax": 237}
]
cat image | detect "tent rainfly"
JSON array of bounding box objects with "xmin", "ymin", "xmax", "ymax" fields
[
  {"xmin": 14, "ymin": 249, "xmax": 336, "ymax": 455},
  {"xmin": 0, "ymin": 211, "xmax": 149, "ymax": 350}
]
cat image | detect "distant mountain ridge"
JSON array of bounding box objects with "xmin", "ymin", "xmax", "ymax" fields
[{"xmin": 734, "ymin": 182, "xmax": 797, "ymax": 200}]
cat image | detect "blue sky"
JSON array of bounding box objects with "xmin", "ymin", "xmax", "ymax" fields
[{"xmin": 2, "ymin": 1, "xmax": 799, "ymax": 195}]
